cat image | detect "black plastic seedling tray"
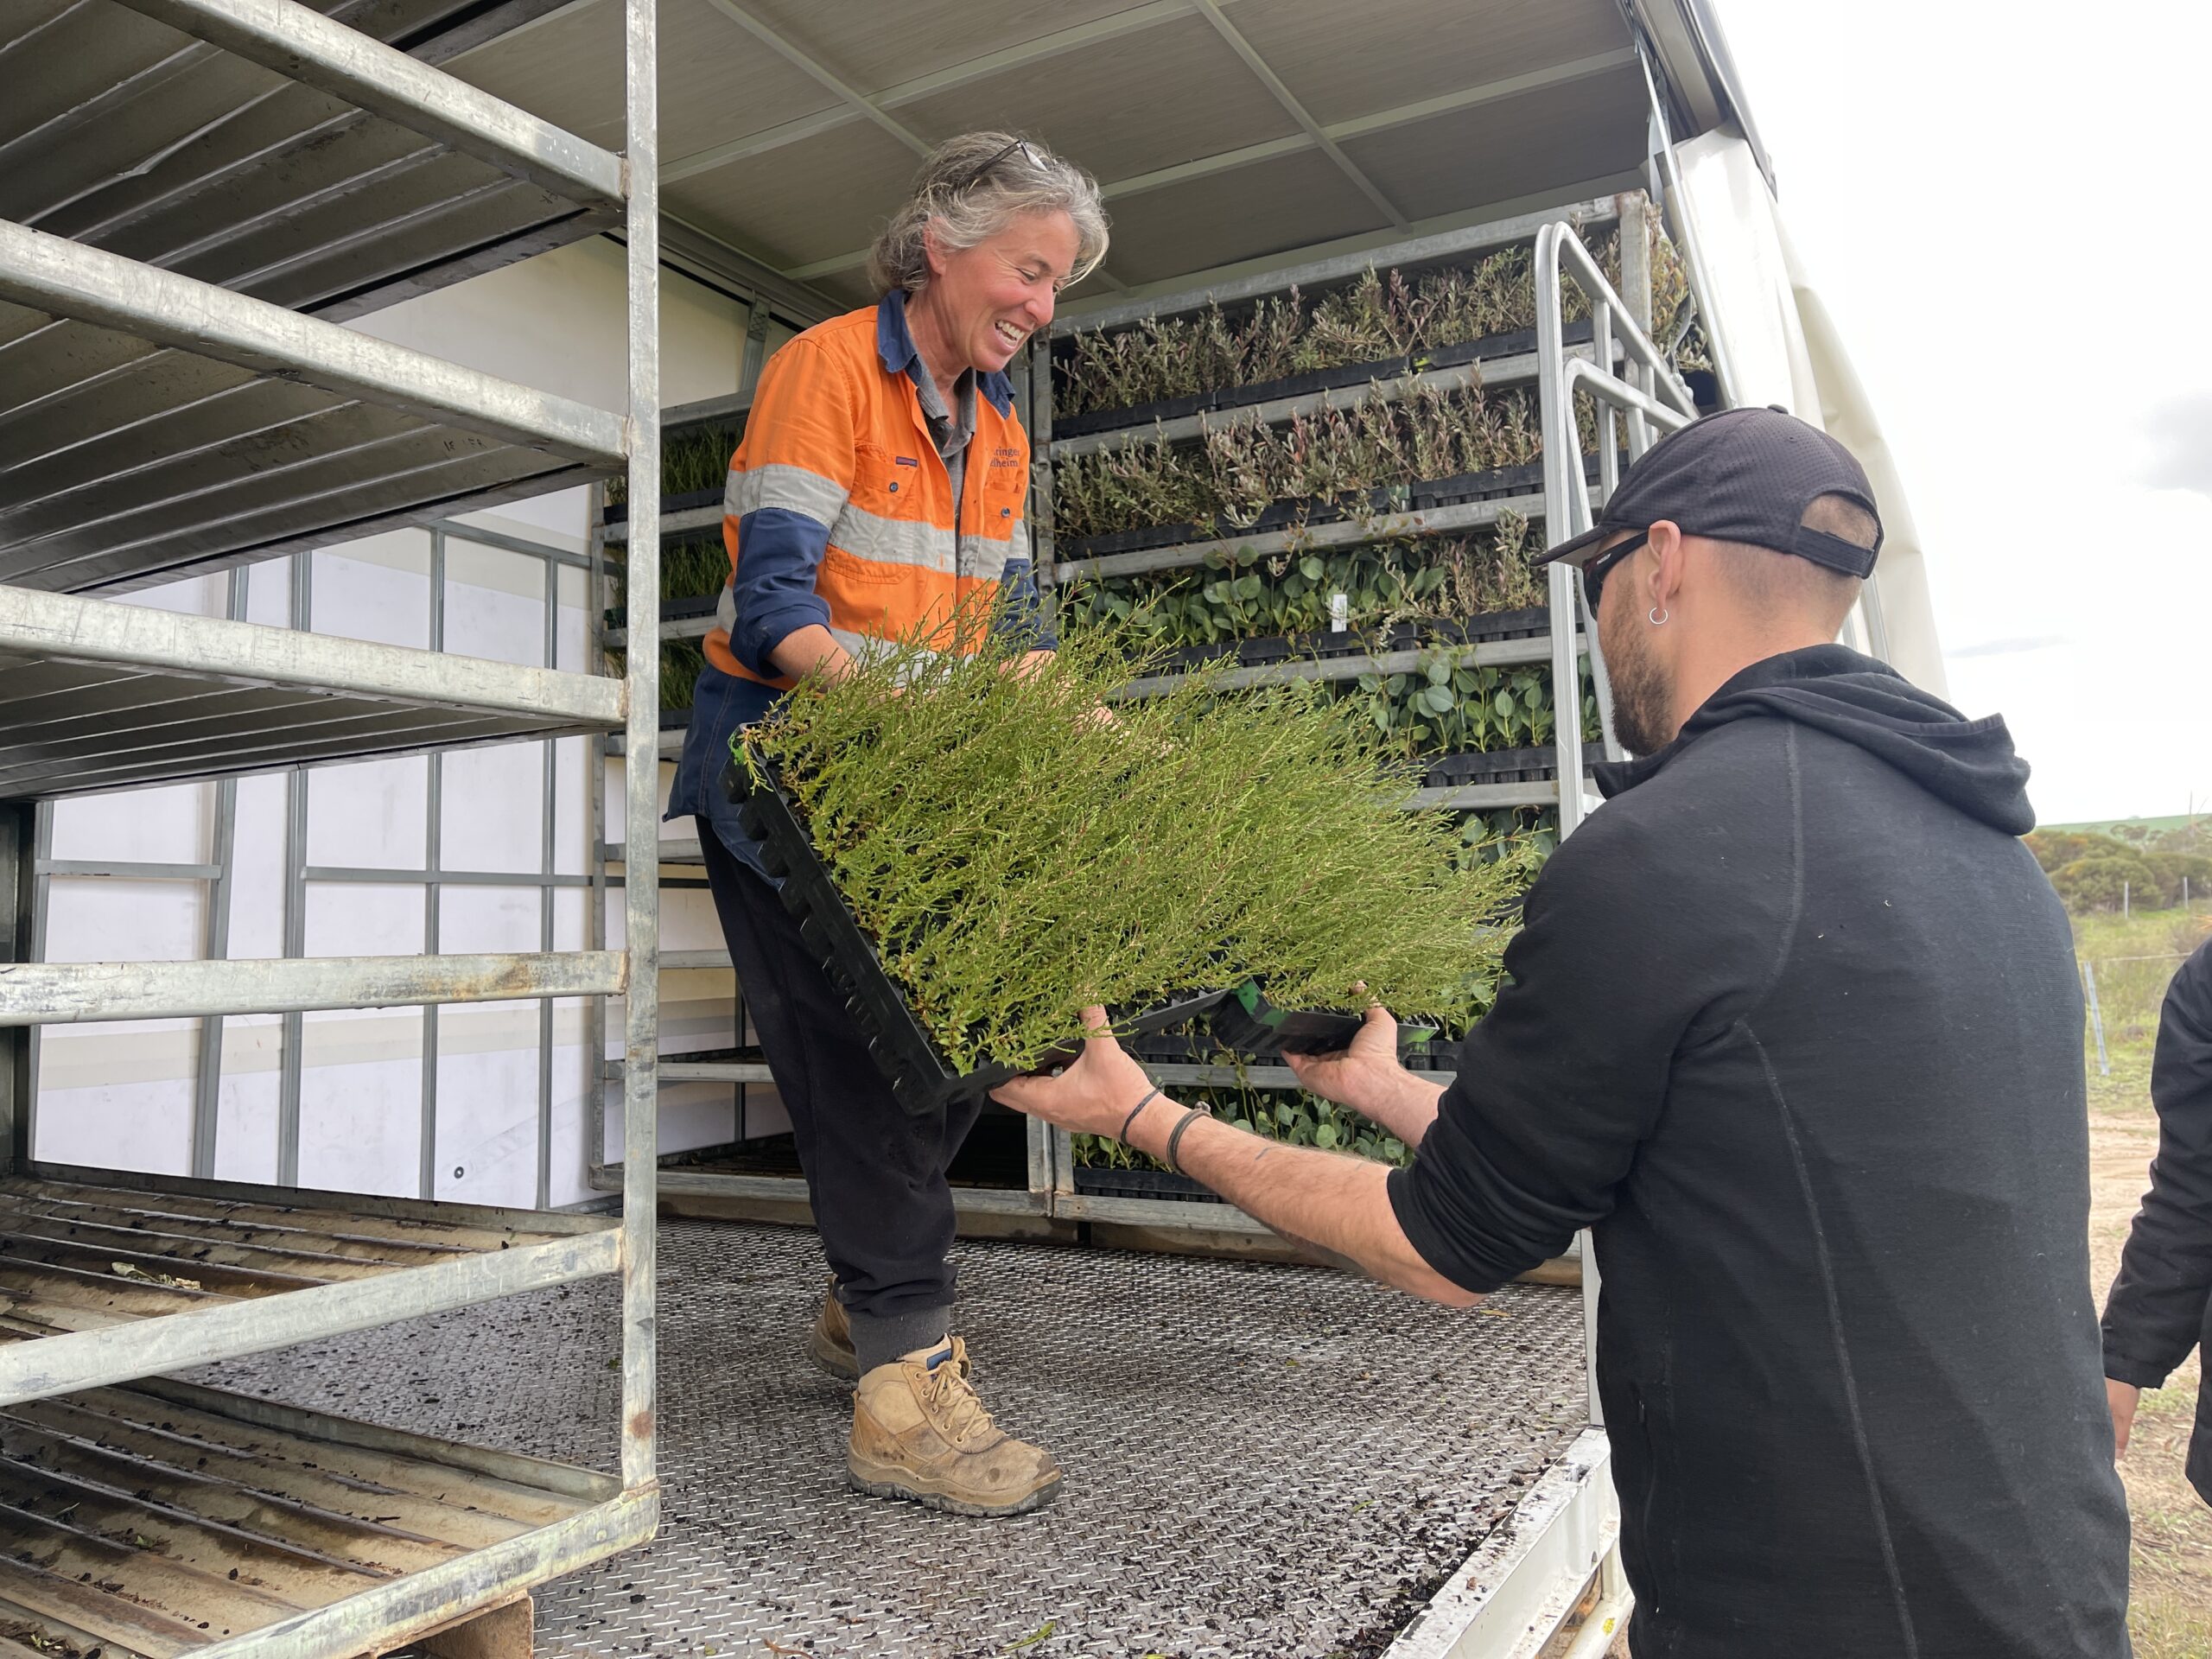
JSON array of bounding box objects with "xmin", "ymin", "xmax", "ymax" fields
[
  {"xmin": 1049, "ymin": 319, "xmax": 1595, "ymax": 441},
  {"xmin": 1207, "ymin": 981, "xmax": 1441, "ymax": 1058},
  {"xmin": 1058, "ymin": 456, "xmax": 1598, "ymax": 561},
  {"xmin": 1128, "ymin": 1017, "xmax": 1443, "ymax": 1072},
  {"xmin": 1422, "ymin": 745, "xmax": 1603, "ymax": 788},
  {"xmin": 1149, "ymin": 606, "xmax": 1553, "ymax": 675},
  {"xmin": 723, "ymin": 753, "xmax": 1233, "ymax": 1115},
  {"xmin": 1071, "ymin": 1166, "xmax": 1221, "ymax": 1204}
]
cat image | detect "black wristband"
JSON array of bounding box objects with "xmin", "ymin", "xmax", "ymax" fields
[
  {"xmin": 1164, "ymin": 1106, "xmax": 1209, "ymax": 1174},
  {"xmin": 1117, "ymin": 1085, "xmax": 1162, "ymax": 1146}
]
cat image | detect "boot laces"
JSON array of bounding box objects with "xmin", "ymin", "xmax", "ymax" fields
[{"xmin": 922, "ymin": 1345, "xmax": 992, "ymax": 1444}]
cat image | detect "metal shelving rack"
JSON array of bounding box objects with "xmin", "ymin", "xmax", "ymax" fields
[
  {"xmin": 1027, "ymin": 195, "xmax": 1700, "ymax": 1243},
  {"xmin": 0, "ymin": 0, "xmax": 663, "ymax": 1649}
]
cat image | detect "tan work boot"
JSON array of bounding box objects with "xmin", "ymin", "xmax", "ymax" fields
[
  {"xmin": 848, "ymin": 1338, "xmax": 1063, "ymax": 1516},
  {"xmin": 806, "ymin": 1280, "xmax": 860, "ymax": 1383}
]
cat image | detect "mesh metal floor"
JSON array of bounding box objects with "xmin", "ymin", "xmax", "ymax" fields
[{"xmin": 199, "ymin": 1220, "xmax": 1586, "ymax": 1659}]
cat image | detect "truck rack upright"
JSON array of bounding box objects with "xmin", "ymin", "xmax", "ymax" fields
[{"xmin": 0, "ymin": 0, "xmax": 664, "ymax": 1649}]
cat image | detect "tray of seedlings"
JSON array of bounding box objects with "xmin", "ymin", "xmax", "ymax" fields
[
  {"xmin": 718, "ymin": 608, "xmax": 1522, "ymax": 1117},
  {"xmin": 601, "ymin": 421, "xmax": 744, "ymax": 714},
  {"xmin": 728, "ymin": 750, "xmax": 1231, "ymax": 1113},
  {"xmin": 1423, "ymin": 746, "xmax": 1599, "ymax": 788},
  {"xmin": 1141, "ymin": 607, "xmax": 1551, "ymax": 675},
  {"xmin": 1058, "ymin": 511, "xmax": 1548, "ymax": 662},
  {"xmin": 1049, "ymin": 219, "xmax": 1703, "ymax": 439},
  {"xmin": 600, "ymin": 419, "xmax": 747, "ymax": 525},
  {"xmin": 1049, "ymin": 383, "xmax": 1552, "ymax": 559}
]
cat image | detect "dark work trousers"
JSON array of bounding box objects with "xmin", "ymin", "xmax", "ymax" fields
[{"xmin": 696, "ymin": 818, "xmax": 983, "ymax": 1356}]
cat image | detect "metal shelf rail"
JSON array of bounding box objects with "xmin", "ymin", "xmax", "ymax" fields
[
  {"xmin": 0, "ymin": 0, "xmax": 629, "ymax": 597},
  {"xmin": 0, "ymin": 0, "xmax": 663, "ymax": 1649}
]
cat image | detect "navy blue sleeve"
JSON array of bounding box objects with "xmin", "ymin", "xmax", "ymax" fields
[
  {"xmin": 990, "ymin": 556, "xmax": 1058, "ymax": 652},
  {"xmin": 730, "ymin": 507, "xmax": 835, "ymax": 677}
]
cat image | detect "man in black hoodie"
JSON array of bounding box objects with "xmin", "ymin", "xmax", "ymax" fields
[
  {"xmin": 995, "ymin": 408, "xmax": 2131, "ymax": 1656},
  {"xmin": 2102, "ymin": 934, "xmax": 2212, "ymax": 1503}
]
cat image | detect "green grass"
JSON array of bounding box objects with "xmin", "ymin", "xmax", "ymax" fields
[{"xmin": 2076, "ymin": 909, "xmax": 2208, "ymax": 1117}]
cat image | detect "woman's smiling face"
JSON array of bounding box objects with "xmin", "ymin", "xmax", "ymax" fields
[{"xmin": 918, "ymin": 209, "xmax": 1080, "ymax": 377}]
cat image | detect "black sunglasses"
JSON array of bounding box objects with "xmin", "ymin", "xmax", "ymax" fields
[
  {"xmin": 1581, "ymin": 528, "xmax": 1649, "ymax": 613},
  {"xmin": 956, "ymin": 139, "xmax": 1039, "ymax": 194}
]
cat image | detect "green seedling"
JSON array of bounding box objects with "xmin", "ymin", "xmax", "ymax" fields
[
  {"xmin": 1059, "ymin": 512, "xmax": 1541, "ymax": 652},
  {"xmin": 1054, "ymin": 223, "xmax": 1706, "ymax": 419},
  {"xmin": 607, "ymin": 422, "xmax": 744, "ymax": 507},
  {"xmin": 1052, "ymin": 383, "xmax": 1545, "ymax": 543}
]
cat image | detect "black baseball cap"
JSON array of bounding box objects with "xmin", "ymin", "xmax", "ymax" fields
[{"xmin": 1537, "ymin": 405, "xmax": 1884, "ymax": 578}]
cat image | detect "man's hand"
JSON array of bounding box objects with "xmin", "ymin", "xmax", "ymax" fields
[
  {"xmin": 2107, "ymin": 1378, "xmax": 2140, "ymax": 1459},
  {"xmin": 1285, "ymin": 1003, "xmax": 1446, "ymax": 1146},
  {"xmin": 991, "ymin": 1007, "xmax": 1154, "ymax": 1138},
  {"xmin": 1286, "ymin": 1003, "xmax": 1405, "ymax": 1109}
]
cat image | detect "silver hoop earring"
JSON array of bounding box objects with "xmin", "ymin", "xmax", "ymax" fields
[{"xmin": 1649, "ymin": 606, "xmax": 1669, "ymax": 626}]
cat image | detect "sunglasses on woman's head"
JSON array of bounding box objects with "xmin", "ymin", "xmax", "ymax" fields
[{"xmin": 957, "ymin": 139, "xmax": 1041, "ymax": 194}]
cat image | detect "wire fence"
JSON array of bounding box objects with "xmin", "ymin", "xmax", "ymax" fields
[{"xmin": 2080, "ymin": 951, "xmax": 2190, "ymax": 1077}]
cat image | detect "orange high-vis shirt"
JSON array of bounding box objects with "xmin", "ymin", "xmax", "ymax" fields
[{"xmin": 706, "ymin": 292, "xmax": 1047, "ymax": 686}]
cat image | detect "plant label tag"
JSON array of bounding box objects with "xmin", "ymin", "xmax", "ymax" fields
[{"xmin": 1329, "ymin": 592, "xmax": 1348, "ymax": 633}]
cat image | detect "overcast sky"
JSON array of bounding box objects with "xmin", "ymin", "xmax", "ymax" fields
[{"xmin": 1716, "ymin": 1, "xmax": 2211, "ymax": 826}]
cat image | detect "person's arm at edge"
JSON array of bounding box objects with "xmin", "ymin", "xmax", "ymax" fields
[
  {"xmin": 1154, "ymin": 1106, "xmax": 1478, "ymax": 1306},
  {"xmin": 2101, "ymin": 941, "xmax": 2212, "ymax": 1456},
  {"xmin": 992, "ymin": 1013, "xmax": 1480, "ymax": 1307}
]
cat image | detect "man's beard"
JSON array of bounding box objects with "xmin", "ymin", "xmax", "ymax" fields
[{"xmin": 1601, "ymin": 608, "xmax": 1675, "ymax": 758}]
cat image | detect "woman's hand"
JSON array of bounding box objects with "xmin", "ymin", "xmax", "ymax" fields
[{"xmin": 991, "ymin": 1006, "xmax": 1152, "ymax": 1137}]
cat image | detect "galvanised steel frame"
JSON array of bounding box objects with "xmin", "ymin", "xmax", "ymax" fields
[
  {"xmin": 0, "ymin": 0, "xmax": 663, "ymax": 1648},
  {"xmin": 23, "ymin": 523, "xmax": 601, "ymax": 1205}
]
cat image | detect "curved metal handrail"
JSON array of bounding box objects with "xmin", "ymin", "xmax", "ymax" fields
[{"xmin": 1532, "ymin": 219, "xmax": 1701, "ymax": 831}]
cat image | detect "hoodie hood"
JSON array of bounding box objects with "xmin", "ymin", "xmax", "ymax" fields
[{"xmin": 1593, "ymin": 645, "xmax": 2037, "ymax": 836}]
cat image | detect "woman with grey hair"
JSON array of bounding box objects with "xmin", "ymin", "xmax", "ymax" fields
[{"xmin": 664, "ymin": 131, "xmax": 1107, "ymax": 1518}]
